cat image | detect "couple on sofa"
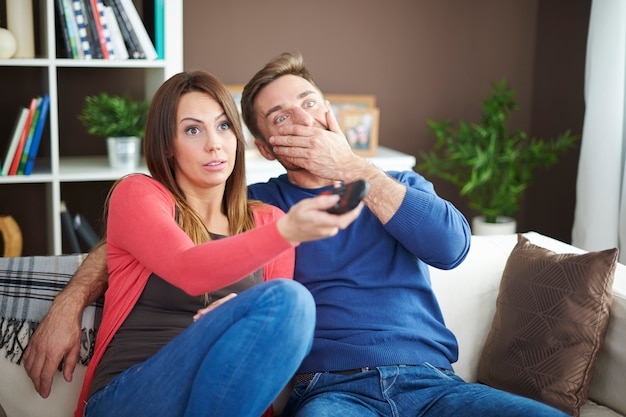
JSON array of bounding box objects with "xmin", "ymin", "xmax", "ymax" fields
[{"xmin": 23, "ymin": 52, "xmax": 568, "ymax": 417}]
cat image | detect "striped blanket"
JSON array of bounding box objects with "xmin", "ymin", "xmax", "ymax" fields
[{"xmin": 0, "ymin": 254, "xmax": 100, "ymax": 366}]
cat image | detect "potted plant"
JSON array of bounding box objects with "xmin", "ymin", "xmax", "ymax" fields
[
  {"xmin": 78, "ymin": 92, "xmax": 149, "ymax": 171},
  {"xmin": 418, "ymin": 79, "xmax": 579, "ymax": 235}
]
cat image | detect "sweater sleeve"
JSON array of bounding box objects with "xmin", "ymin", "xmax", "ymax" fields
[
  {"xmin": 384, "ymin": 171, "xmax": 471, "ymax": 270},
  {"xmin": 107, "ymin": 175, "xmax": 295, "ymax": 295}
]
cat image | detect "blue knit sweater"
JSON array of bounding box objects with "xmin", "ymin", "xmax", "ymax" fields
[{"xmin": 248, "ymin": 171, "xmax": 471, "ymax": 373}]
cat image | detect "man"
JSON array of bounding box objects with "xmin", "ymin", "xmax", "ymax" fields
[{"xmin": 24, "ymin": 52, "xmax": 567, "ymax": 417}]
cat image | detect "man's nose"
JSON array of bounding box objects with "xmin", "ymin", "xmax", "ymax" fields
[{"xmin": 292, "ymin": 107, "xmax": 314, "ymax": 126}]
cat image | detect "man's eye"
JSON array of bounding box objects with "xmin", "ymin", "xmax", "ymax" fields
[
  {"xmin": 275, "ymin": 115, "xmax": 287, "ymax": 123},
  {"xmin": 304, "ymin": 100, "xmax": 315, "ymax": 108}
]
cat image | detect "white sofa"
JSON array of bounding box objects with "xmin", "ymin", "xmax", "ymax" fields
[{"xmin": 1, "ymin": 232, "xmax": 625, "ymax": 417}]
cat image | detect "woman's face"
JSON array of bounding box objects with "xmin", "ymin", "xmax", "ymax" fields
[{"xmin": 172, "ymin": 91, "xmax": 237, "ymax": 194}]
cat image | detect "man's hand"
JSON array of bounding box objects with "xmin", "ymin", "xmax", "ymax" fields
[
  {"xmin": 269, "ymin": 102, "xmax": 367, "ymax": 181},
  {"xmin": 23, "ymin": 299, "xmax": 83, "ymax": 398}
]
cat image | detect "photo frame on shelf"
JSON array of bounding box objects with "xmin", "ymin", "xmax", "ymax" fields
[
  {"xmin": 225, "ymin": 84, "xmax": 255, "ymax": 148},
  {"xmin": 339, "ymin": 107, "xmax": 379, "ymax": 156},
  {"xmin": 324, "ymin": 94, "xmax": 377, "ymax": 120}
]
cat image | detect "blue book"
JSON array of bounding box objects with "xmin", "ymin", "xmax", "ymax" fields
[{"xmin": 24, "ymin": 95, "xmax": 50, "ymax": 175}]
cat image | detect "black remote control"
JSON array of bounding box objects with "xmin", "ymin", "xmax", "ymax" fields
[{"xmin": 322, "ymin": 180, "xmax": 370, "ymax": 214}]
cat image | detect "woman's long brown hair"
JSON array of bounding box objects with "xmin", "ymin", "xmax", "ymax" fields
[{"xmin": 105, "ymin": 71, "xmax": 257, "ymax": 245}]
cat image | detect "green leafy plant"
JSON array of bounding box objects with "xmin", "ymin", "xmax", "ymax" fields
[
  {"xmin": 418, "ymin": 79, "xmax": 579, "ymax": 223},
  {"xmin": 78, "ymin": 92, "xmax": 149, "ymax": 138}
]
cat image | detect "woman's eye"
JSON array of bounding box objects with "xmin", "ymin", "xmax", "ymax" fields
[
  {"xmin": 185, "ymin": 126, "xmax": 201, "ymax": 135},
  {"xmin": 218, "ymin": 121, "xmax": 232, "ymax": 131}
]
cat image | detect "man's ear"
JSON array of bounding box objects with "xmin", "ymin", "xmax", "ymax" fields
[{"xmin": 255, "ymin": 138, "xmax": 276, "ymax": 161}]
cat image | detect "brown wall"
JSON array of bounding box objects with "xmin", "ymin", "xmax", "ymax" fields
[{"xmin": 182, "ymin": 0, "xmax": 589, "ymax": 243}]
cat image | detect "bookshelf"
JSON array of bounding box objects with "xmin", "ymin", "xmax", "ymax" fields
[{"xmin": 0, "ymin": 0, "xmax": 183, "ymax": 255}]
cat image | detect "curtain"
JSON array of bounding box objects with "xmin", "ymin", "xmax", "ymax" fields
[{"xmin": 572, "ymin": 0, "xmax": 626, "ymax": 263}]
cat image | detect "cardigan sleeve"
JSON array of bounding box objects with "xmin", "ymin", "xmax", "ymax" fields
[{"xmin": 107, "ymin": 175, "xmax": 295, "ymax": 295}]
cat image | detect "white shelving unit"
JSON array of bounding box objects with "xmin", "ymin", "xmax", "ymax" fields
[{"xmin": 0, "ymin": 0, "xmax": 183, "ymax": 255}]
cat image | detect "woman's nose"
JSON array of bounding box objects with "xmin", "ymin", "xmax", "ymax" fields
[{"xmin": 204, "ymin": 135, "xmax": 222, "ymax": 151}]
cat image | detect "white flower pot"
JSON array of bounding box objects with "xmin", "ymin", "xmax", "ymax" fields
[
  {"xmin": 471, "ymin": 215, "xmax": 517, "ymax": 236},
  {"xmin": 106, "ymin": 136, "xmax": 141, "ymax": 172}
]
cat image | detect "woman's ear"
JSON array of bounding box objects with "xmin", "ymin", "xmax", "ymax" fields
[{"xmin": 254, "ymin": 138, "xmax": 276, "ymax": 161}]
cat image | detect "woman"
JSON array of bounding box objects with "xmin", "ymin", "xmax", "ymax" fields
[{"xmin": 77, "ymin": 71, "xmax": 361, "ymax": 417}]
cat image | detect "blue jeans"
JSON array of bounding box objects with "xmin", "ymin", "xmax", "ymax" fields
[
  {"xmin": 85, "ymin": 279, "xmax": 315, "ymax": 417},
  {"xmin": 283, "ymin": 363, "xmax": 569, "ymax": 417}
]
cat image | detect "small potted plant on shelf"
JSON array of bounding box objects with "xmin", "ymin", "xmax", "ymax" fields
[
  {"xmin": 418, "ymin": 78, "xmax": 579, "ymax": 235},
  {"xmin": 78, "ymin": 92, "xmax": 149, "ymax": 171}
]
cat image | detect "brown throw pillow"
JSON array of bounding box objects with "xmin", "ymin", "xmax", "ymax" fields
[{"xmin": 477, "ymin": 234, "xmax": 618, "ymax": 416}]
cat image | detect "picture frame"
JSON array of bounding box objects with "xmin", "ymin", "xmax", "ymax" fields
[
  {"xmin": 339, "ymin": 107, "xmax": 379, "ymax": 156},
  {"xmin": 324, "ymin": 94, "xmax": 377, "ymax": 121}
]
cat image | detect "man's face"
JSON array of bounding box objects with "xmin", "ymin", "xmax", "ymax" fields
[{"xmin": 254, "ymin": 74, "xmax": 329, "ymax": 143}]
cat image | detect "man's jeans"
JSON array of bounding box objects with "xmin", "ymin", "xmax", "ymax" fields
[
  {"xmin": 85, "ymin": 279, "xmax": 315, "ymax": 417},
  {"xmin": 283, "ymin": 363, "xmax": 569, "ymax": 417}
]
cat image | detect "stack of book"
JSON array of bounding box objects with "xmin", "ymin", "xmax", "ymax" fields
[
  {"xmin": 1, "ymin": 95, "xmax": 50, "ymax": 176},
  {"xmin": 55, "ymin": 0, "xmax": 161, "ymax": 60}
]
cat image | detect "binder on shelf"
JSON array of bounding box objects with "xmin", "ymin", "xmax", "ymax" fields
[
  {"xmin": 73, "ymin": 213, "xmax": 100, "ymax": 250},
  {"xmin": 2, "ymin": 108, "xmax": 28, "ymax": 176},
  {"xmin": 8, "ymin": 98, "xmax": 38, "ymax": 176},
  {"xmin": 60, "ymin": 201, "xmax": 81, "ymax": 254},
  {"xmin": 24, "ymin": 95, "xmax": 50, "ymax": 175},
  {"xmin": 18, "ymin": 96, "xmax": 43, "ymax": 175}
]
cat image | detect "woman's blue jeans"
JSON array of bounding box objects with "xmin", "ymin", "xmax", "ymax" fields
[
  {"xmin": 85, "ymin": 279, "xmax": 315, "ymax": 417},
  {"xmin": 283, "ymin": 363, "xmax": 569, "ymax": 417}
]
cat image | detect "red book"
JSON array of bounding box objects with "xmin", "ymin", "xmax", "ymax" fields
[
  {"xmin": 90, "ymin": 0, "xmax": 109, "ymax": 59},
  {"xmin": 9, "ymin": 97, "xmax": 38, "ymax": 175}
]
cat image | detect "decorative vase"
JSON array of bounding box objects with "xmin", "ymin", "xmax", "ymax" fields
[
  {"xmin": 471, "ymin": 215, "xmax": 517, "ymax": 236},
  {"xmin": 0, "ymin": 28, "xmax": 17, "ymax": 59},
  {"xmin": 6, "ymin": 0, "xmax": 35, "ymax": 58},
  {"xmin": 106, "ymin": 136, "xmax": 142, "ymax": 171}
]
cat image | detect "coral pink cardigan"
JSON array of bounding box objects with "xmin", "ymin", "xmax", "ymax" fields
[{"xmin": 75, "ymin": 175, "xmax": 295, "ymax": 416}]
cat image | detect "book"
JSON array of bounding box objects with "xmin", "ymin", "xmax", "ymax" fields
[
  {"xmin": 87, "ymin": 0, "xmax": 109, "ymax": 59},
  {"xmin": 72, "ymin": 0, "xmax": 93, "ymax": 59},
  {"xmin": 18, "ymin": 96, "xmax": 43, "ymax": 175},
  {"xmin": 60, "ymin": 201, "xmax": 81, "ymax": 253},
  {"xmin": 102, "ymin": 5, "xmax": 128, "ymax": 59},
  {"xmin": 94, "ymin": 0, "xmax": 116, "ymax": 59},
  {"xmin": 80, "ymin": 0, "xmax": 103, "ymax": 59},
  {"xmin": 1, "ymin": 108, "xmax": 29, "ymax": 176},
  {"xmin": 24, "ymin": 95, "xmax": 51, "ymax": 175},
  {"xmin": 154, "ymin": 0, "xmax": 164, "ymax": 59},
  {"xmin": 103, "ymin": 0, "xmax": 144, "ymax": 59},
  {"xmin": 8, "ymin": 98, "xmax": 38, "ymax": 175},
  {"xmin": 62, "ymin": 0, "xmax": 83, "ymax": 58},
  {"xmin": 118, "ymin": 0, "xmax": 157, "ymax": 60},
  {"xmin": 73, "ymin": 213, "xmax": 100, "ymax": 250},
  {"xmin": 54, "ymin": 0, "xmax": 72, "ymax": 58}
]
